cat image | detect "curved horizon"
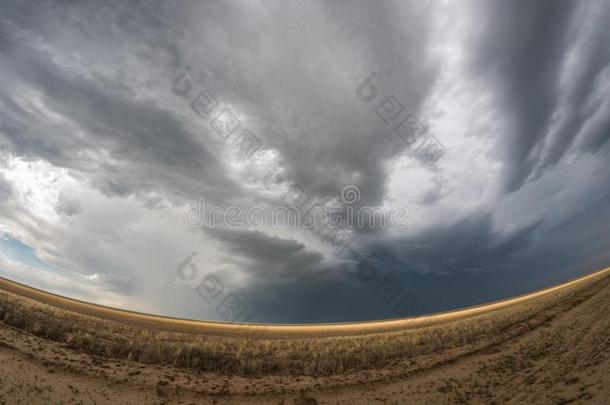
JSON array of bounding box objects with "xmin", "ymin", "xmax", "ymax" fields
[
  {"xmin": 1, "ymin": 0, "xmax": 610, "ymax": 324},
  {"xmin": 2, "ymin": 266, "xmax": 608, "ymax": 335}
]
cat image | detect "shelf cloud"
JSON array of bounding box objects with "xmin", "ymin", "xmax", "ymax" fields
[{"xmin": 0, "ymin": 0, "xmax": 609, "ymax": 322}]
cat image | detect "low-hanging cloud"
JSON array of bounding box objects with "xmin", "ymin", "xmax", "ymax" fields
[{"xmin": 0, "ymin": 0, "xmax": 609, "ymax": 322}]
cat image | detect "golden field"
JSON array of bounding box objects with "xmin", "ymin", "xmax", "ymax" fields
[{"xmin": 1, "ymin": 267, "xmax": 610, "ymax": 404}]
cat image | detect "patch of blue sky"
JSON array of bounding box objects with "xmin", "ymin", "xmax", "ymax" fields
[{"xmin": 0, "ymin": 232, "xmax": 56, "ymax": 272}]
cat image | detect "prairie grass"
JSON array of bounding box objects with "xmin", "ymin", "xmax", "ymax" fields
[{"xmin": 0, "ymin": 274, "xmax": 605, "ymax": 376}]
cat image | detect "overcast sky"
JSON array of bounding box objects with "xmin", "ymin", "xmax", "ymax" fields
[{"xmin": 1, "ymin": 0, "xmax": 609, "ymax": 323}]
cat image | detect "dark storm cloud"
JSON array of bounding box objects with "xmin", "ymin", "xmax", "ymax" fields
[
  {"xmin": 173, "ymin": 0, "xmax": 440, "ymax": 207},
  {"xmin": 228, "ymin": 213, "xmax": 545, "ymax": 322},
  {"xmin": 0, "ymin": 5, "xmax": 244, "ymax": 204},
  {"xmin": 1, "ymin": 0, "xmax": 609, "ymax": 322},
  {"xmin": 239, "ymin": 166, "xmax": 610, "ymax": 323},
  {"xmin": 364, "ymin": 213, "xmax": 543, "ymax": 276},
  {"xmin": 468, "ymin": 0, "xmax": 610, "ymax": 193},
  {"xmin": 206, "ymin": 228, "xmax": 328, "ymax": 281},
  {"xmin": 0, "ymin": 0, "xmax": 440, "ymax": 207},
  {"xmin": 277, "ymin": 1, "xmax": 436, "ymax": 207}
]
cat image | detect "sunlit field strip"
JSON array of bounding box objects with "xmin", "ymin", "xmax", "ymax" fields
[{"xmin": 1, "ymin": 267, "xmax": 609, "ymax": 337}]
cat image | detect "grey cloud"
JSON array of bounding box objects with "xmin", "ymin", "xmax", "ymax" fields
[
  {"xmin": 0, "ymin": 0, "xmax": 440, "ymax": 211},
  {"xmin": 1, "ymin": 0, "xmax": 610, "ymax": 323},
  {"xmin": 239, "ymin": 174, "xmax": 610, "ymax": 322},
  {"xmin": 175, "ymin": 0, "xmax": 439, "ymax": 207},
  {"xmin": 417, "ymin": 174, "xmax": 446, "ymax": 206},
  {"xmin": 0, "ymin": 172, "xmax": 12, "ymax": 199},
  {"xmin": 207, "ymin": 228, "xmax": 328, "ymax": 282},
  {"xmin": 536, "ymin": 3, "xmax": 610, "ymax": 167},
  {"xmin": 0, "ymin": 10, "xmax": 242, "ymax": 205},
  {"xmin": 364, "ymin": 213, "xmax": 542, "ymax": 277},
  {"xmin": 468, "ymin": 0, "xmax": 610, "ymax": 193},
  {"xmin": 0, "ymin": 172, "xmax": 14, "ymax": 222},
  {"xmin": 55, "ymin": 193, "xmax": 83, "ymax": 217},
  {"xmin": 0, "ymin": 0, "xmax": 441, "ymax": 209}
]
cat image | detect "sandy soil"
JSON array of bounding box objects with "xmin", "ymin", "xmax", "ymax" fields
[{"xmin": 1, "ymin": 271, "xmax": 610, "ymax": 404}]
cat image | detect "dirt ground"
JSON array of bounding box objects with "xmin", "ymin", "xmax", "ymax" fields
[{"xmin": 1, "ymin": 275, "xmax": 610, "ymax": 404}]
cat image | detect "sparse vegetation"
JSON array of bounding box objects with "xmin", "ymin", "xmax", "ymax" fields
[{"xmin": 0, "ymin": 272, "xmax": 607, "ymax": 377}]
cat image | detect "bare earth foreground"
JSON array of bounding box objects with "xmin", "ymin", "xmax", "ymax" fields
[{"xmin": 1, "ymin": 268, "xmax": 610, "ymax": 404}]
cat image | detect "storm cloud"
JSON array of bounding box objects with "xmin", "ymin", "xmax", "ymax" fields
[{"xmin": 0, "ymin": 0, "xmax": 609, "ymax": 322}]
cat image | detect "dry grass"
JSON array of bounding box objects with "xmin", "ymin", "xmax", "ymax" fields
[{"xmin": 0, "ymin": 269, "xmax": 608, "ymax": 376}]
